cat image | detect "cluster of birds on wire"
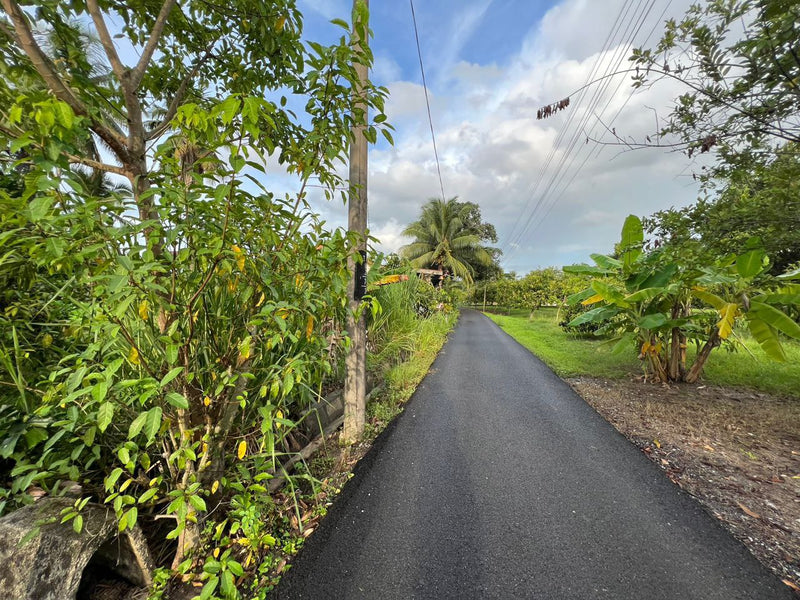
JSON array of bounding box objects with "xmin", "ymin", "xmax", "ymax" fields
[{"xmin": 536, "ymin": 97, "xmax": 571, "ymax": 120}]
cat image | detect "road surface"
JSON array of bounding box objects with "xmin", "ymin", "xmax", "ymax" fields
[{"xmin": 273, "ymin": 309, "xmax": 791, "ymax": 599}]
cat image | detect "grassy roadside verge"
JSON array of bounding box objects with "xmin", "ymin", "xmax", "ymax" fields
[
  {"xmin": 262, "ymin": 310, "xmax": 459, "ymax": 591},
  {"xmin": 487, "ymin": 308, "xmax": 800, "ymax": 397}
]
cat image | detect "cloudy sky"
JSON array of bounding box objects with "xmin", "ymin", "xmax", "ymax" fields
[{"xmin": 294, "ymin": 0, "xmax": 703, "ymax": 273}]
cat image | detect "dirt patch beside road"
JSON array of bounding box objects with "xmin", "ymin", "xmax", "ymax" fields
[{"xmin": 568, "ymin": 376, "xmax": 800, "ymax": 595}]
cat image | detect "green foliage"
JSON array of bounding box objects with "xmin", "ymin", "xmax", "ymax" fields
[
  {"xmin": 473, "ymin": 268, "xmax": 588, "ymax": 314},
  {"xmin": 644, "ymin": 144, "xmax": 800, "ymax": 273},
  {"xmin": 488, "ymin": 309, "xmax": 800, "ymax": 398},
  {"xmin": 0, "ymin": 0, "xmax": 395, "ymax": 594},
  {"xmin": 400, "ymin": 197, "xmax": 499, "ymax": 284},
  {"xmin": 632, "ymin": 0, "xmax": 800, "ymax": 176},
  {"xmin": 563, "ymin": 215, "xmax": 800, "ymax": 383}
]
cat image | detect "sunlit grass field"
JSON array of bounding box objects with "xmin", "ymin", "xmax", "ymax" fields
[{"xmin": 486, "ymin": 308, "xmax": 800, "ymax": 398}]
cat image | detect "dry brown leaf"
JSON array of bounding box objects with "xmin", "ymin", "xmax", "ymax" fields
[
  {"xmin": 736, "ymin": 501, "xmax": 761, "ymax": 519},
  {"xmin": 782, "ymin": 579, "xmax": 800, "ymax": 592},
  {"xmin": 704, "ymin": 444, "xmax": 715, "ymax": 452}
]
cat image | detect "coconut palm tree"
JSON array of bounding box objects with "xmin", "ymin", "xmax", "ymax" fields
[{"xmin": 400, "ymin": 197, "xmax": 494, "ymax": 285}]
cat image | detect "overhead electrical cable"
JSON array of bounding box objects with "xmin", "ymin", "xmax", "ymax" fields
[
  {"xmin": 409, "ymin": 0, "xmax": 447, "ymax": 203},
  {"xmin": 503, "ymin": 0, "xmax": 665, "ymax": 264},
  {"xmin": 518, "ymin": 0, "xmax": 669, "ymax": 247},
  {"xmin": 501, "ymin": 0, "xmax": 636, "ymax": 255}
]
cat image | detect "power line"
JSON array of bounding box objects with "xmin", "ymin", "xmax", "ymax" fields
[
  {"xmin": 409, "ymin": 0, "xmax": 447, "ymax": 203},
  {"xmin": 501, "ymin": 0, "xmax": 636, "ymax": 255},
  {"xmin": 503, "ymin": 0, "xmax": 666, "ymax": 265}
]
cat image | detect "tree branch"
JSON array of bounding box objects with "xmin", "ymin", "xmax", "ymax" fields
[
  {"xmin": 1, "ymin": 0, "xmax": 132, "ymax": 162},
  {"xmin": 130, "ymin": 0, "xmax": 178, "ymax": 89},
  {"xmin": 1, "ymin": 0, "xmax": 86, "ymax": 114},
  {"xmin": 66, "ymin": 153, "xmax": 130, "ymax": 178},
  {"xmin": 85, "ymin": 0, "xmax": 128, "ymax": 84},
  {"xmin": 145, "ymin": 43, "xmax": 216, "ymax": 141}
]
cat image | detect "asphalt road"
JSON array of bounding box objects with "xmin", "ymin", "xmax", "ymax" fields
[{"xmin": 273, "ymin": 309, "xmax": 791, "ymax": 599}]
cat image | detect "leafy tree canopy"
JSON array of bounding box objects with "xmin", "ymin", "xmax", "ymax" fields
[
  {"xmin": 644, "ymin": 143, "xmax": 800, "ymax": 273},
  {"xmin": 632, "ymin": 0, "xmax": 800, "ymax": 178},
  {"xmin": 400, "ymin": 197, "xmax": 500, "ymax": 284}
]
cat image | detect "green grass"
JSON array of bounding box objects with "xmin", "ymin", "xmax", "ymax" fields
[
  {"xmin": 487, "ymin": 308, "xmax": 800, "ymax": 398},
  {"xmin": 365, "ymin": 311, "xmax": 458, "ymax": 438}
]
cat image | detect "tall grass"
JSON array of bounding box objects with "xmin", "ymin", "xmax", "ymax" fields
[{"xmin": 368, "ymin": 275, "xmax": 425, "ymax": 369}]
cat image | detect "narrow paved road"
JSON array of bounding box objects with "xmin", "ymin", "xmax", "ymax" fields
[{"xmin": 274, "ymin": 310, "xmax": 791, "ymax": 599}]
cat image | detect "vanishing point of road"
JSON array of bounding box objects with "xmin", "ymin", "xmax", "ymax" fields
[{"xmin": 274, "ymin": 309, "xmax": 791, "ymax": 599}]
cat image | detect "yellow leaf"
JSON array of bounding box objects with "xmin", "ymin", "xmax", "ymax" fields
[
  {"xmin": 203, "ymin": 396, "xmax": 211, "ymax": 407},
  {"xmin": 128, "ymin": 347, "xmax": 140, "ymax": 365},
  {"xmin": 202, "ymin": 442, "xmax": 208, "ymax": 455},
  {"xmin": 295, "ymin": 274, "xmax": 305, "ymax": 288},
  {"xmin": 256, "ymin": 293, "xmax": 265, "ymax": 307},
  {"xmin": 275, "ymin": 15, "xmax": 286, "ymax": 30},
  {"xmin": 138, "ymin": 300, "xmax": 149, "ymax": 321},
  {"xmin": 581, "ymin": 294, "xmax": 604, "ymax": 306},
  {"xmin": 227, "ymin": 277, "xmax": 238, "ymax": 292},
  {"xmin": 211, "ymin": 480, "xmax": 219, "ymax": 494},
  {"xmin": 213, "ymin": 547, "xmax": 220, "ymax": 558},
  {"xmin": 653, "ymin": 439, "xmax": 661, "ymax": 448},
  {"xmin": 277, "ymin": 309, "xmax": 288, "ymax": 320},
  {"xmin": 232, "ymin": 245, "xmax": 245, "ymax": 271},
  {"xmin": 717, "ymin": 303, "xmax": 738, "ymax": 339},
  {"xmin": 306, "ymin": 315, "xmax": 314, "ymax": 339},
  {"xmin": 237, "ymin": 440, "xmax": 247, "ymax": 460},
  {"xmin": 641, "ymin": 340, "xmax": 651, "ymax": 354}
]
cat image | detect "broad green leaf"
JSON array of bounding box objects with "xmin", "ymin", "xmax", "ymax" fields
[
  {"xmin": 637, "ymin": 263, "xmax": 678, "ymax": 290},
  {"xmin": 692, "ymin": 288, "xmax": 727, "ymax": 310},
  {"xmin": 566, "ymin": 288, "xmax": 595, "ymax": 306},
  {"xmin": 749, "ymin": 301, "xmax": 800, "ymax": 339},
  {"xmin": 569, "ymin": 306, "xmax": 620, "ymax": 327},
  {"xmin": 562, "ymin": 264, "xmax": 612, "ymax": 276},
  {"xmin": 611, "ymin": 332, "xmax": 636, "ymax": 355},
  {"xmin": 144, "ymin": 407, "xmax": 162, "ymax": 443},
  {"xmin": 128, "ymin": 413, "xmax": 147, "ymax": 439},
  {"xmin": 590, "ymin": 253, "xmax": 621, "ymax": 270},
  {"xmin": 624, "ymin": 288, "xmax": 665, "ymax": 303},
  {"xmin": 591, "ymin": 280, "xmax": 630, "ymax": 308},
  {"xmin": 746, "ymin": 315, "xmax": 786, "ymax": 362},
  {"xmin": 735, "ymin": 249, "xmax": 766, "ymax": 279},
  {"xmin": 637, "ymin": 313, "xmax": 669, "ymax": 330},
  {"xmin": 165, "ymin": 392, "xmax": 189, "ymax": 410},
  {"xmin": 97, "ymin": 402, "xmax": 114, "ymax": 433},
  {"xmin": 29, "ymin": 197, "xmax": 53, "ymax": 222},
  {"xmin": 160, "ymin": 367, "xmax": 184, "ymax": 388},
  {"xmin": 754, "ymin": 293, "xmax": 800, "ymax": 306},
  {"xmin": 620, "ymin": 215, "xmax": 643, "ymax": 270}
]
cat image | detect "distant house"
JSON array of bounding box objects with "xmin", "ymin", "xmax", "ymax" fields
[{"xmin": 416, "ymin": 268, "xmax": 445, "ymax": 287}]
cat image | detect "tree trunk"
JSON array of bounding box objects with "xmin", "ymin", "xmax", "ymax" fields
[{"xmin": 685, "ymin": 327, "xmax": 721, "ymax": 383}]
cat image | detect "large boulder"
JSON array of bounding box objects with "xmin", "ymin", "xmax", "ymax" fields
[{"xmin": 0, "ymin": 498, "xmax": 153, "ymax": 600}]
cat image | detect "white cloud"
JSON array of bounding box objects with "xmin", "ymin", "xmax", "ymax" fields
[{"xmin": 349, "ymin": 0, "xmax": 706, "ymax": 272}]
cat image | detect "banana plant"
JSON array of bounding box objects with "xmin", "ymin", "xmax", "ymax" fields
[{"xmin": 564, "ymin": 215, "xmax": 800, "ymax": 383}]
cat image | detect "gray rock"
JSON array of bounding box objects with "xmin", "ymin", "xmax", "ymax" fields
[{"xmin": 0, "ymin": 498, "xmax": 153, "ymax": 600}]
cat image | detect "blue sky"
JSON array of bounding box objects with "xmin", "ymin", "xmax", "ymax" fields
[{"xmin": 290, "ymin": 0, "xmax": 704, "ymax": 275}]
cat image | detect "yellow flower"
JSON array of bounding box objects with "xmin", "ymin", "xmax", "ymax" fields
[{"xmin": 203, "ymin": 396, "xmax": 212, "ymax": 407}]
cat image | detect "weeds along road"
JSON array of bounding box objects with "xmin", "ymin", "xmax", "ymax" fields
[{"xmin": 273, "ymin": 309, "xmax": 791, "ymax": 599}]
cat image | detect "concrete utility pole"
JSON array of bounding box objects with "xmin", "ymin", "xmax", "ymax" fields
[{"xmin": 342, "ymin": 0, "xmax": 369, "ymax": 444}]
